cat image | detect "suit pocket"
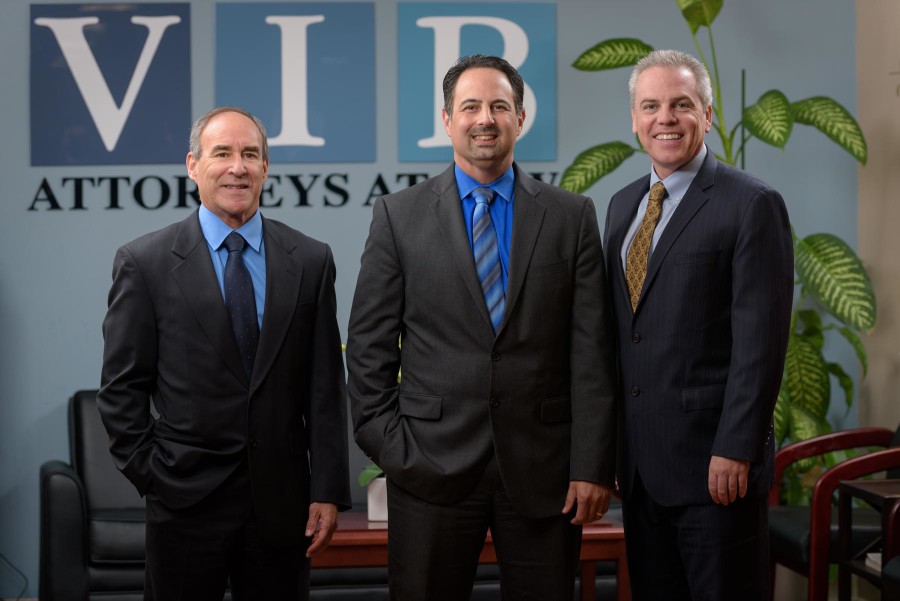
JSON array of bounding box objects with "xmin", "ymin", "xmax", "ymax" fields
[
  {"xmin": 681, "ymin": 384, "xmax": 726, "ymax": 411},
  {"xmin": 529, "ymin": 259, "xmax": 568, "ymax": 278},
  {"xmin": 398, "ymin": 392, "xmax": 442, "ymax": 420},
  {"xmin": 153, "ymin": 421, "xmax": 205, "ymax": 444},
  {"xmin": 540, "ymin": 396, "xmax": 572, "ymax": 424},
  {"xmin": 675, "ymin": 250, "xmax": 719, "ymax": 265}
]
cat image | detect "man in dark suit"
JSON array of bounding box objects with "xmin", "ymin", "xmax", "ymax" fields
[
  {"xmin": 604, "ymin": 50, "xmax": 793, "ymax": 600},
  {"xmin": 347, "ymin": 55, "xmax": 617, "ymax": 600},
  {"xmin": 98, "ymin": 106, "xmax": 351, "ymax": 601}
]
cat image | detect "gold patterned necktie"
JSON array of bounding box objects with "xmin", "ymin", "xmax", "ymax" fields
[{"xmin": 625, "ymin": 182, "xmax": 667, "ymax": 312}]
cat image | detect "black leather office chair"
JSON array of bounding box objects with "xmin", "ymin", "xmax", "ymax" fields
[{"xmin": 39, "ymin": 390, "xmax": 145, "ymax": 601}]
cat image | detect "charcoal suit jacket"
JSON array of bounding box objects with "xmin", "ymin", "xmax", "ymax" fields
[
  {"xmin": 347, "ymin": 163, "xmax": 617, "ymax": 518},
  {"xmin": 99, "ymin": 210, "xmax": 351, "ymax": 547}
]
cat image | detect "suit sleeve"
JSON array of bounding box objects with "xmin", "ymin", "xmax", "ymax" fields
[
  {"xmin": 346, "ymin": 197, "xmax": 404, "ymax": 466},
  {"xmin": 306, "ymin": 244, "xmax": 352, "ymax": 509},
  {"xmin": 713, "ymin": 187, "xmax": 793, "ymax": 461},
  {"xmin": 569, "ymin": 197, "xmax": 618, "ymax": 487},
  {"xmin": 97, "ymin": 246, "xmax": 158, "ymax": 495}
]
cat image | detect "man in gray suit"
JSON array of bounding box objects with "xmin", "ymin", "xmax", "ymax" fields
[
  {"xmin": 604, "ymin": 50, "xmax": 793, "ymax": 600},
  {"xmin": 347, "ymin": 55, "xmax": 617, "ymax": 600},
  {"xmin": 99, "ymin": 106, "xmax": 350, "ymax": 601}
]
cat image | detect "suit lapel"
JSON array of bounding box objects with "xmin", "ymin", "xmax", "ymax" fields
[
  {"xmin": 640, "ymin": 153, "xmax": 717, "ymax": 305},
  {"xmin": 251, "ymin": 218, "xmax": 302, "ymax": 393},
  {"xmin": 170, "ymin": 211, "xmax": 248, "ymax": 385},
  {"xmin": 429, "ymin": 166, "xmax": 496, "ymax": 331},
  {"xmin": 503, "ymin": 165, "xmax": 546, "ymax": 333}
]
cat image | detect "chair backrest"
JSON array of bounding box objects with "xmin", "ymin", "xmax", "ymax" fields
[{"xmin": 69, "ymin": 390, "xmax": 144, "ymax": 511}]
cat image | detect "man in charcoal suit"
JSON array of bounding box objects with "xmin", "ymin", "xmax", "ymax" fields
[
  {"xmin": 99, "ymin": 106, "xmax": 350, "ymax": 601},
  {"xmin": 347, "ymin": 54, "xmax": 617, "ymax": 601}
]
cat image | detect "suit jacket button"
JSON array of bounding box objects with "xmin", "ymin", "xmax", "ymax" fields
[
  {"xmin": 631, "ymin": 386, "xmax": 640, "ymax": 396},
  {"xmin": 249, "ymin": 438, "xmax": 258, "ymax": 449},
  {"xmin": 491, "ymin": 351, "xmax": 501, "ymax": 361},
  {"xmin": 632, "ymin": 333, "xmax": 640, "ymax": 343},
  {"xmin": 489, "ymin": 397, "xmax": 500, "ymax": 408}
]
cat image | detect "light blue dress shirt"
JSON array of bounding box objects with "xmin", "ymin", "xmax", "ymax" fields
[
  {"xmin": 198, "ymin": 205, "xmax": 266, "ymax": 330},
  {"xmin": 455, "ymin": 165, "xmax": 515, "ymax": 293},
  {"xmin": 620, "ymin": 145, "xmax": 708, "ymax": 269}
]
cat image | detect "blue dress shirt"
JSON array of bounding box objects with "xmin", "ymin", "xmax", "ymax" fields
[
  {"xmin": 620, "ymin": 145, "xmax": 708, "ymax": 269},
  {"xmin": 198, "ymin": 205, "xmax": 266, "ymax": 330},
  {"xmin": 455, "ymin": 165, "xmax": 515, "ymax": 293}
]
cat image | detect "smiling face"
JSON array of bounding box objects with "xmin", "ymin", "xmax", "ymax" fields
[
  {"xmin": 442, "ymin": 67, "xmax": 525, "ymax": 183},
  {"xmin": 631, "ymin": 65, "xmax": 712, "ymax": 180},
  {"xmin": 186, "ymin": 110, "xmax": 268, "ymax": 229}
]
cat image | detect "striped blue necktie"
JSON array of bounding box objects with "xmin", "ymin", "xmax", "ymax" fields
[{"xmin": 472, "ymin": 187, "xmax": 505, "ymax": 332}]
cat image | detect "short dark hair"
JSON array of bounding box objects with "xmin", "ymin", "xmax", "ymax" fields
[
  {"xmin": 188, "ymin": 106, "xmax": 269, "ymax": 161},
  {"xmin": 442, "ymin": 54, "xmax": 525, "ymax": 116}
]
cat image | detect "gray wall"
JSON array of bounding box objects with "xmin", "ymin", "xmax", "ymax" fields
[{"xmin": 0, "ymin": 0, "xmax": 857, "ymax": 596}]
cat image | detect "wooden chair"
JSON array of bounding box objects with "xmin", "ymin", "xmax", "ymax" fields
[{"xmin": 769, "ymin": 427, "xmax": 900, "ymax": 601}]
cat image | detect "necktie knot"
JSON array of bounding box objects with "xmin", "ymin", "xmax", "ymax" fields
[
  {"xmin": 473, "ymin": 187, "xmax": 495, "ymax": 207},
  {"xmin": 648, "ymin": 181, "xmax": 667, "ymax": 205},
  {"xmin": 224, "ymin": 231, "xmax": 247, "ymax": 254}
]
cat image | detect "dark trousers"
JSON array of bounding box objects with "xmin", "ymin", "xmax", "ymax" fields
[
  {"xmin": 386, "ymin": 456, "xmax": 581, "ymax": 601},
  {"xmin": 144, "ymin": 461, "xmax": 310, "ymax": 601},
  {"xmin": 622, "ymin": 471, "xmax": 768, "ymax": 601}
]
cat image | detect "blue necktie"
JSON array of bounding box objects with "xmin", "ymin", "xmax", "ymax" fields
[
  {"xmin": 223, "ymin": 232, "xmax": 259, "ymax": 376},
  {"xmin": 472, "ymin": 187, "xmax": 505, "ymax": 332}
]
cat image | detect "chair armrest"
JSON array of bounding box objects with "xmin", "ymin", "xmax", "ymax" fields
[
  {"xmin": 39, "ymin": 460, "xmax": 89, "ymax": 601},
  {"xmin": 887, "ymin": 494, "xmax": 900, "ymax": 558},
  {"xmin": 770, "ymin": 427, "xmax": 895, "ymax": 505},
  {"xmin": 806, "ymin": 447, "xmax": 900, "ymax": 601}
]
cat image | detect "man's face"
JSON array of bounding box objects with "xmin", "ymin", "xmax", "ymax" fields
[
  {"xmin": 442, "ymin": 67, "xmax": 525, "ymax": 181},
  {"xmin": 631, "ymin": 66, "xmax": 712, "ymax": 180},
  {"xmin": 186, "ymin": 111, "xmax": 268, "ymax": 229}
]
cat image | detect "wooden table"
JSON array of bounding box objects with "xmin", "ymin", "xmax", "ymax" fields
[
  {"xmin": 838, "ymin": 479, "xmax": 900, "ymax": 601},
  {"xmin": 312, "ymin": 512, "xmax": 629, "ymax": 601}
]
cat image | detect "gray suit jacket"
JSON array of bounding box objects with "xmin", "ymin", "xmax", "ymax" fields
[
  {"xmin": 604, "ymin": 152, "xmax": 793, "ymax": 506},
  {"xmin": 347, "ymin": 163, "xmax": 617, "ymax": 518},
  {"xmin": 98, "ymin": 210, "xmax": 351, "ymax": 547}
]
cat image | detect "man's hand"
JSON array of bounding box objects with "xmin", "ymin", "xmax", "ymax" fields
[
  {"xmin": 708, "ymin": 456, "xmax": 750, "ymax": 505},
  {"xmin": 305, "ymin": 502, "xmax": 339, "ymax": 558},
  {"xmin": 562, "ymin": 481, "xmax": 612, "ymax": 525}
]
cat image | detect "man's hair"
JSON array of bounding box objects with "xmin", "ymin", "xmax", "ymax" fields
[
  {"xmin": 628, "ymin": 49, "xmax": 713, "ymax": 110},
  {"xmin": 188, "ymin": 106, "xmax": 269, "ymax": 161},
  {"xmin": 442, "ymin": 54, "xmax": 525, "ymax": 116}
]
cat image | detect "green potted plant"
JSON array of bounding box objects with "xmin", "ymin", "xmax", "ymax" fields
[{"xmin": 560, "ymin": 0, "xmax": 876, "ymax": 504}]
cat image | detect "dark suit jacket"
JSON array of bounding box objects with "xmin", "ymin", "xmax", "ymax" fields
[
  {"xmin": 98, "ymin": 210, "xmax": 351, "ymax": 547},
  {"xmin": 347, "ymin": 163, "xmax": 617, "ymax": 519},
  {"xmin": 604, "ymin": 152, "xmax": 793, "ymax": 506}
]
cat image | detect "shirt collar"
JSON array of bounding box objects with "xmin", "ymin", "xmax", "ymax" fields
[
  {"xmin": 453, "ymin": 164, "xmax": 515, "ymax": 204},
  {"xmin": 199, "ymin": 205, "xmax": 263, "ymax": 252},
  {"xmin": 650, "ymin": 144, "xmax": 707, "ymax": 200}
]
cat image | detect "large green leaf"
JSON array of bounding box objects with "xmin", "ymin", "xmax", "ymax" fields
[
  {"xmin": 795, "ymin": 233, "xmax": 877, "ymax": 331},
  {"xmin": 743, "ymin": 90, "xmax": 793, "ymax": 149},
  {"xmin": 783, "ymin": 334, "xmax": 830, "ymax": 421},
  {"xmin": 676, "ymin": 0, "xmax": 723, "ymax": 33},
  {"xmin": 357, "ymin": 464, "xmax": 384, "ymax": 487},
  {"xmin": 572, "ymin": 38, "xmax": 653, "ymax": 71},
  {"xmin": 826, "ymin": 361, "xmax": 854, "ymax": 413},
  {"xmin": 792, "ymin": 96, "xmax": 867, "ymax": 165},
  {"xmin": 560, "ymin": 142, "xmax": 635, "ymax": 193},
  {"xmin": 837, "ymin": 326, "xmax": 868, "ymax": 376},
  {"xmin": 796, "ymin": 309, "xmax": 824, "ymax": 350}
]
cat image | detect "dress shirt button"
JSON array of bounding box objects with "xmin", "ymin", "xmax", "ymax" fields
[
  {"xmin": 249, "ymin": 438, "xmax": 258, "ymax": 449},
  {"xmin": 489, "ymin": 397, "xmax": 500, "ymax": 408},
  {"xmin": 632, "ymin": 333, "xmax": 641, "ymax": 343},
  {"xmin": 631, "ymin": 386, "xmax": 640, "ymax": 397},
  {"xmin": 491, "ymin": 351, "xmax": 501, "ymax": 362}
]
